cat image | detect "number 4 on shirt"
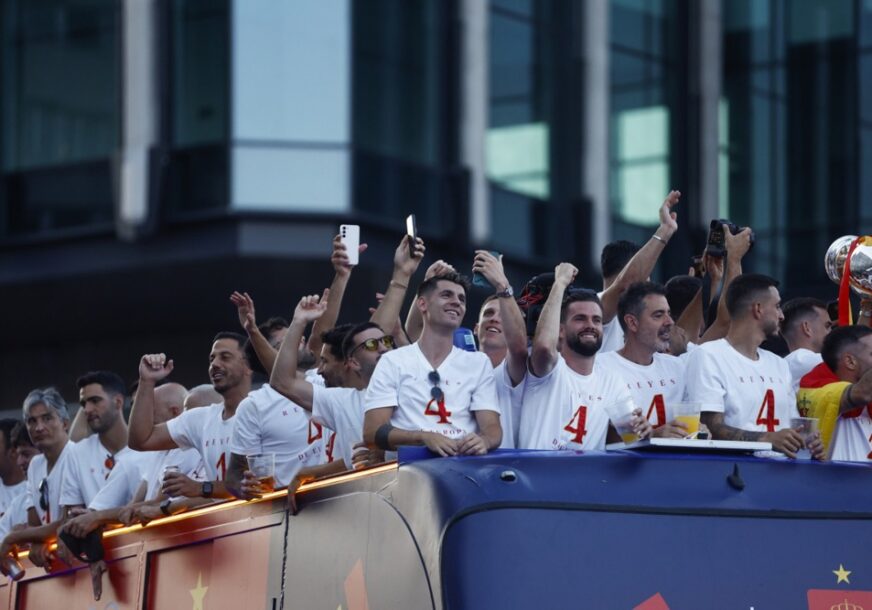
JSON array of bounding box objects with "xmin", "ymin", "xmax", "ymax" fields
[
  {"xmin": 755, "ymin": 389, "xmax": 779, "ymax": 432},
  {"xmin": 564, "ymin": 406, "xmax": 588, "ymax": 444},
  {"xmin": 424, "ymin": 397, "xmax": 452, "ymax": 424},
  {"xmin": 646, "ymin": 395, "xmax": 666, "ymax": 428}
]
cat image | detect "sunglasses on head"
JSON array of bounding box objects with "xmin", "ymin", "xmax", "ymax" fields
[
  {"xmin": 428, "ymin": 370, "xmax": 444, "ymax": 401},
  {"xmin": 38, "ymin": 478, "xmax": 48, "ymax": 512},
  {"xmin": 350, "ymin": 335, "xmax": 395, "ymax": 356}
]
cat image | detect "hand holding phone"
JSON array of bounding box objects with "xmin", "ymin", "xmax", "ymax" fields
[
  {"xmin": 406, "ymin": 214, "xmax": 419, "ymax": 258},
  {"xmin": 340, "ymin": 225, "xmax": 360, "ymax": 266}
]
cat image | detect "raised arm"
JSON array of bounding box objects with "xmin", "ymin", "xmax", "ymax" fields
[
  {"xmin": 472, "ymin": 250, "xmax": 528, "ymax": 384},
  {"xmin": 230, "ymin": 291, "xmax": 278, "ymax": 373},
  {"xmin": 370, "ymin": 235, "xmax": 425, "ymax": 335},
  {"xmin": 308, "ymin": 234, "xmax": 367, "ymax": 357},
  {"xmin": 530, "ymin": 263, "xmax": 577, "ymax": 377},
  {"xmin": 600, "ymin": 190, "xmax": 680, "ymax": 323},
  {"xmin": 128, "ymin": 354, "xmax": 179, "ymax": 451},
  {"xmin": 404, "ymin": 260, "xmax": 455, "ymax": 343},
  {"xmin": 270, "ymin": 294, "xmax": 328, "ymax": 410},
  {"xmin": 699, "ymin": 227, "xmax": 752, "ymax": 343}
]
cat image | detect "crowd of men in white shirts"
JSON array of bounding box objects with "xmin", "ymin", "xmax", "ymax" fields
[{"xmin": 2, "ymin": 190, "xmax": 866, "ymax": 588}]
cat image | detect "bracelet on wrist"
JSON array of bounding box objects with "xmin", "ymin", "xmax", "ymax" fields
[
  {"xmin": 389, "ymin": 280, "xmax": 408, "ymax": 290},
  {"xmin": 652, "ymin": 234, "xmax": 668, "ymax": 245}
]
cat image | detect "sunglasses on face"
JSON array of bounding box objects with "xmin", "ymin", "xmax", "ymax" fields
[
  {"xmin": 350, "ymin": 335, "xmax": 395, "ymax": 356},
  {"xmin": 38, "ymin": 478, "xmax": 49, "ymax": 512},
  {"xmin": 428, "ymin": 370, "xmax": 444, "ymax": 401}
]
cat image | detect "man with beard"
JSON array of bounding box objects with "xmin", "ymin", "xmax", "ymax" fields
[
  {"xmin": 129, "ymin": 332, "xmax": 253, "ymax": 499},
  {"xmin": 686, "ymin": 274, "xmax": 824, "ymax": 458},
  {"xmin": 59, "ymin": 371, "xmax": 135, "ymax": 513},
  {"xmin": 781, "ymin": 297, "xmax": 832, "ymax": 392},
  {"xmin": 797, "ymin": 326, "xmax": 872, "ymax": 461},
  {"xmin": 364, "ymin": 272, "xmax": 503, "ymax": 456},
  {"xmin": 519, "ymin": 263, "xmax": 651, "ymax": 450},
  {"xmin": 597, "ymin": 282, "xmax": 690, "ymax": 437}
]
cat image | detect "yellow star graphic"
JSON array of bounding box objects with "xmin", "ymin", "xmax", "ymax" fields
[
  {"xmin": 190, "ymin": 572, "xmax": 208, "ymax": 610},
  {"xmin": 833, "ymin": 564, "xmax": 852, "ymax": 584}
]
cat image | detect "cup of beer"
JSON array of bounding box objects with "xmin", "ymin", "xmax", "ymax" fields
[
  {"xmin": 790, "ymin": 417, "xmax": 819, "ymax": 459},
  {"xmin": 247, "ymin": 453, "xmax": 276, "ymax": 493},
  {"xmin": 668, "ymin": 402, "xmax": 701, "ymax": 438},
  {"xmin": 605, "ymin": 398, "xmax": 641, "ymax": 444}
]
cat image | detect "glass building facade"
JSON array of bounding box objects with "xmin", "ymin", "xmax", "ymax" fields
[{"xmin": 1, "ymin": 0, "xmax": 871, "ymax": 402}]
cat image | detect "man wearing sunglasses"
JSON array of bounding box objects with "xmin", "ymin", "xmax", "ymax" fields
[
  {"xmin": 266, "ymin": 298, "xmax": 394, "ymax": 486},
  {"xmin": 0, "ymin": 387, "xmax": 75, "ymax": 574},
  {"xmin": 364, "ymin": 272, "xmax": 503, "ymax": 457}
]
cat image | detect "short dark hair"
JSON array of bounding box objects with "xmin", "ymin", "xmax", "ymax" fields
[
  {"xmin": 416, "ymin": 272, "xmax": 471, "ymax": 298},
  {"xmin": 321, "ymin": 323, "xmax": 354, "ymax": 360},
  {"xmin": 617, "ymin": 282, "xmax": 668, "ymax": 332},
  {"xmin": 341, "ymin": 322, "xmax": 384, "ymax": 360},
  {"xmin": 10, "ymin": 422, "xmax": 33, "ymax": 449},
  {"xmin": 258, "ymin": 317, "xmax": 289, "ymax": 339},
  {"xmin": 601, "ymin": 240, "xmax": 639, "ymax": 280},
  {"xmin": 213, "ymin": 331, "xmax": 248, "ymax": 351},
  {"xmin": 725, "ymin": 273, "xmax": 780, "ymax": 318},
  {"xmin": 76, "ymin": 371, "xmax": 126, "ymax": 397},
  {"xmin": 821, "ymin": 325, "xmax": 872, "ymax": 373},
  {"xmin": 560, "ymin": 289, "xmax": 603, "ymax": 323},
  {"xmin": 781, "ymin": 297, "xmax": 829, "ymax": 338},
  {"xmin": 0, "ymin": 419, "xmax": 19, "ymax": 451},
  {"xmin": 665, "ymin": 275, "xmax": 703, "ymax": 320}
]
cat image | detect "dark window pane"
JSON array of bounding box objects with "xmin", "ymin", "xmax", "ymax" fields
[
  {"xmin": 2, "ymin": 0, "xmax": 119, "ymax": 171},
  {"xmin": 172, "ymin": 0, "xmax": 228, "ymax": 147}
]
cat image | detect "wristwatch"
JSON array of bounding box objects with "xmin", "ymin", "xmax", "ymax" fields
[
  {"xmin": 201, "ymin": 481, "xmax": 213, "ymax": 498},
  {"xmin": 160, "ymin": 498, "xmax": 173, "ymax": 516},
  {"xmin": 495, "ymin": 285, "xmax": 514, "ymax": 298}
]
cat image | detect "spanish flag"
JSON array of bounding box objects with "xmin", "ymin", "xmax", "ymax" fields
[{"xmin": 797, "ymin": 362, "xmax": 851, "ymax": 452}]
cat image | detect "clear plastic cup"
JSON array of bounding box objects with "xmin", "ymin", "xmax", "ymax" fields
[
  {"xmin": 668, "ymin": 402, "xmax": 701, "ymax": 438},
  {"xmin": 791, "ymin": 417, "xmax": 819, "ymax": 459},
  {"xmin": 605, "ymin": 398, "xmax": 640, "ymax": 444},
  {"xmin": 247, "ymin": 453, "xmax": 276, "ymax": 492}
]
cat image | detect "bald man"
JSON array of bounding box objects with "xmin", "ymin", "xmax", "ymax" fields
[{"xmin": 184, "ymin": 384, "xmax": 223, "ymax": 411}]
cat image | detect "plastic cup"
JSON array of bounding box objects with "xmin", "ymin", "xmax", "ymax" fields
[
  {"xmin": 605, "ymin": 398, "xmax": 640, "ymax": 444},
  {"xmin": 668, "ymin": 402, "xmax": 701, "ymax": 438},
  {"xmin": 247, "ymin": 453, "xmax": 276, "ymax": 492},
  {"xmin": 791, "ymin": 417, "xmax": 819, "ymax": 459}
]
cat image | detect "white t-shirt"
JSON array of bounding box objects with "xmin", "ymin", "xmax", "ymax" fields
[
  {"xmin": 229, "ymin": 385, "xmax": 322, "ymax": 487},
  {"xmin": 599, "ymin": 319, "xmax": 625, "ymax": 353},
  {"xmin": 0, "ymin": 493, "xmax": 30, "ymax": 540},
  {"xmin": 597, "ymin": 290, "xmax": 625, "ymax": 354},
  {"xmin": 519, "ymin": 356, "xmax": 635, "ymax": 451},
  {"xmin": 493, "ymin": 360, "xmax": 526, "ymax": 448},
  {"xmin": 142, "ymin": 447, "xmax": 204, "ymax": 501},
  {"xmin": 59, "ymin": 435, "xmax": 137, "ymax": 508},
  {"xmin": 784, "ymin": 348, "xmax": 823, "ymax": 394},
  {"xmin": 88, "ymin": 452, "xmax": 161, "ymax": 511},
  {"xmin": 830, "ymin": 405, "xmax": 872, "ymax": 462},
  {"xmin": 313, "ymin": 386, "xmax": 366, "ymax": 469},
  {"xmin": 596, "ymin": 350, "xmax": 687, "ymax": 428},
  {"xmin": 684, "ymin": 338, "xmax": 797, "ymax": 432},
  {"xmin": 0, "ymin": 480, "xmax": 26, "ymax": 519},
  {"xmin": 25, "ymin": 441, "xmax": 75, "ymax": 524},
  {"xmin": 167, "ymin": 403, "xmax": 235, "ymax": 481},
  {"xmin": 365, "ymin": 344, "xmax": 501, "ymax": 440}
]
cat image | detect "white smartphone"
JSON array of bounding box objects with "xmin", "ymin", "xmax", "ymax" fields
[{"xmin": 340, "ymin": 224, "xmax": 360, "ymax": 266}]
